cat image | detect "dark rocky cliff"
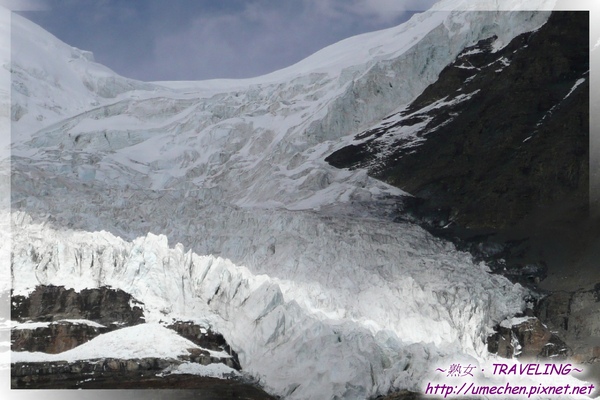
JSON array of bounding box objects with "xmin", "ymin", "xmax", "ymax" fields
[
  {"xmin": 10, "ymin": 285, "xmax": 274, "ymax": 397},
  {"xmin": 12, "ymin": 285, "xmax": 145, "ymax": 327},
  {"xmin": 327, "ymin": 11, "xmax": 589, "ymax": 231}
]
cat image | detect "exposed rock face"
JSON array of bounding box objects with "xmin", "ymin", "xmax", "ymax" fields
[
  {"xmin": 12, "ymin": 285, "xmax": 145, "ymax": 327},
  {"xmin": 11, "ymin": 321, "xmax": 108, "ymax": 353},
  {"xmin": 12, "ymin": 357, "xmax": 174, "ymax": 382},
  {"xmin": 179, "ymin": 348, "xmax": 239, "ymax": 370},
  {"xmin": 11, "ymin": 285, "xmax": 144, "ymax": 354},
  {"xmin": 488, "ymin": 317, "xmax": 570, "ymax": 360},
  {"xmin": 376, "ymin": 390, "xmax": 422, "ymax": 399},
  {"xmin": 10, "ymin": 286, "xmax": 258, "ymax": 393},
  {"xmin": 167, "ymin": 320, "xmax": 241, "ymax": 370},
  {"xmin": 11, "ymin": 358, "xmax": 276, "ymax": 399},
  {"xmin": 327, "ymin": 11, "xmax": 589, "ymax": 231},
  {"xmin": 488, "ymin": 285, "xmax": 600, "ymax": 363},
  {"xmin": 536, "ymin": 287, "xmax": 600, "ymax": 363}
]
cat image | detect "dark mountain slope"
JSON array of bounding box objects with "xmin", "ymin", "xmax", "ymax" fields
[
  {"xmin": 327, "ymin": 11, "xmax": 589, "ymax": 231},
  {"xmin": 328, "ymin": 12, "xmax": 599, "ymax": 366}
]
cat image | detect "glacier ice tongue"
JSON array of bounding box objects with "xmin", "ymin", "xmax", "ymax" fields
[{"xmin": 9, "ymin": 210, "xmax": 531, "ymax": 398}]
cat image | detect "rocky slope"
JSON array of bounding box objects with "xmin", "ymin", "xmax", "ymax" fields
[
  {"xmin": 327, "ymin": 11, "xmax": 589, "ymax": 231},
  {"xmin": 327, "ymin": 10, "xmax": 598, "ymax": 389},
  {"xmin": 10, "ymin": 285, "xmax": 255, "ymax": 393},
  {"xmin": 326, "ymin": 11, "xmax": 593, "ymax": 287}
]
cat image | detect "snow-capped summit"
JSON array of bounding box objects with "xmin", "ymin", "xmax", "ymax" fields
[
  {"xmin": 8, "ymin": 13, "xmax": 157, "ymax": 140},
  {"xmin": 10, "ymin": 4, "xmax": 551, "ymax": 211}
]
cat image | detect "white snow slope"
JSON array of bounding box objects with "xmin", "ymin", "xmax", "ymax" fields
[
  {"xmin": 10, "ymin": 322, "xmax": 233, "ymax": 364},
  {"xmin": 6, "ymin": 0, "xmax": 591, "ymax": 399}
]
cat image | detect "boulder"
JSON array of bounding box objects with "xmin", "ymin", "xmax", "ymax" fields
[
  {"xmin": 488, "ymin": 316, "xmax": 570, "ymax": 360},
  {"xmin": 11, "ymin": 321, "xmax": 107, "ymax": 353},
  {"xmin": 536, "ymin": 287, "xmax": 600, "ymax": 363},
  {"xmin": 12, "ymin": 285, "xmax": 144, "ymax": 327}
]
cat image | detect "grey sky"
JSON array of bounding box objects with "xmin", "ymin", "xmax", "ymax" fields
[{"xmin": 16, "ymin": 0, "xmax": 438, "ymax": 82}]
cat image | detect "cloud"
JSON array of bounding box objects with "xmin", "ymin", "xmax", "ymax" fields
[
  {"xmin": 350, "ymin": 0, "xmax": 438, "ymax": 22},
  {"xmin": 140, "ymin": 0, "xmax": 388, "ymax": 80},
  {"xmin": 301, "ymin": 0, "xmax": 438, "ymax": 24},
  {"xmin": 0, "ymin": 0, "xmax": 47, "ymax": 11},
  {"xmin": 17, "ymin": 0, "xmax": 439, "ymax": 81},
  {"xmin": 145, "ymin": 13, "xmax": 304, "ymax": 79}
]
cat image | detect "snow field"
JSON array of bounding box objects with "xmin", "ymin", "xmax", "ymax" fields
[{"xmin": 11, "ymin": 323, "xmax": 231, "ymax": 363}]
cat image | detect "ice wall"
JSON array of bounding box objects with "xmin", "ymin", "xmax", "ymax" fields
[{"xmin": 9, "ymin": 211, "xmax": 528, "ymax": 398}]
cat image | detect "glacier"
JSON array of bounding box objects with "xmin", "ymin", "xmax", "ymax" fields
[{"xmin": 4, "ymin": 0, "xmax": 593, "ymax": 398}]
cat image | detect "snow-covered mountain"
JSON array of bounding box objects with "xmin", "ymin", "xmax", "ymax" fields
[
  {"xmin": 9, "ymin": 2, "xmax": 556, "ymax": 211},
  {"xmin": 5, "ymin": 0, "xmax": 593, "ymax": 398}
]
